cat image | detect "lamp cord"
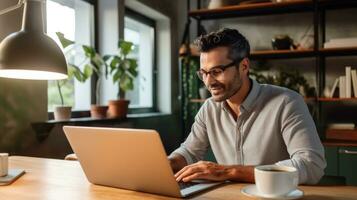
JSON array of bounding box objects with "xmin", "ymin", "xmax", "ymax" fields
[{"xmin": 0, "ymin": 0, "xmax": 24, "ymax": 16}]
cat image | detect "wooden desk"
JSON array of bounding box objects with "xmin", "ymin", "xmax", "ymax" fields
[{"xmin": 1, "ymin": 156, "xmax": 357, "ymax": 200}]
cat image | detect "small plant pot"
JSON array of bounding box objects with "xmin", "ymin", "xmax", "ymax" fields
[
  {"xmin": 107, "ymin": 99, "xmax": 130, "ymax": 119},
  {"xmin": 90, "ymin": 105, "xmax": 108, "ymax": 119},
  {"xmin": 54, "ymin": 106, "xmax": 72, "ymax": 121}
]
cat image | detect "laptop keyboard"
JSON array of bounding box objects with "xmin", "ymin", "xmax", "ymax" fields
[{"xmin": 179, "ymin": 181, "xmax": 200, "ymax": 190}]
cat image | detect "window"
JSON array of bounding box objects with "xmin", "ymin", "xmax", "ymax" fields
[
  {"xmin": 124, "ymin": 8, "xmax": 157, "ymax": 111},
  {"xmin": 46, "ymin": 0, "xmax": 94, "ymax": 111}
]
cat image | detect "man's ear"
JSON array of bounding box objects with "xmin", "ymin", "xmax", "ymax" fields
[{"xmin": 240, "ymin": 58, "xmax": 250, "ymax": 75}]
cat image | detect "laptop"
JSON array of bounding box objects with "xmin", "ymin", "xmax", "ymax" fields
[{"xmin": 63, "ymin": 126, "xmax": 223, "ymax": 198}]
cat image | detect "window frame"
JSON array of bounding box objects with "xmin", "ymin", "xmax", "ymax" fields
[
  {"xmin": 47, "ymin": 0, "xmax": 98, "ymax": 119},
  {"xmin": 124, "ymin": 7, "xmax": 158, "ymax": 114},
  {"xmin": 47, "ymin": 2, "xmax": 159, "ymax": 119}
]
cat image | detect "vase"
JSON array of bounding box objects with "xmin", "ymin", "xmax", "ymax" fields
[
  {"xmin": 90, "ymin": 105, "xmax": 108, "ymax": 119},
  {"xmin": 107, "ymin": 100, "xmax": 130, "ymax": 119},
  {"xmin": 54, "ymin": 106, "xmax": 72, "ymax": 121}
]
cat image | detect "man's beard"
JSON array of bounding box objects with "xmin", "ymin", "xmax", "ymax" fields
[{"xmin": 207, "ymin": 74, "xmax": 243, "ymax": 102}]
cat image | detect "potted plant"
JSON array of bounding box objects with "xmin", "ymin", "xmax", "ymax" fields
[
  {"xmin": 52, "ymin": 79, "xmax": 72, "ymax": 121},
  {"xmin": 81, "ymin": 45, "xmax": 109, "ymax": 119},
  {"xmin": 56, "ymin": 32, "xmax": 107, "ymax": 119},
  {"xmin": 105, "ymin": 40, "xmax": 138, "ymax": 118},
  {"xmin": 52, "ymin": 33, "xmax": 88, "ymax": 120}
]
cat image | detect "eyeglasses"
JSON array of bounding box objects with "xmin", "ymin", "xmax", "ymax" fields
[{"xmin": 196, "ymin": 61, "xmax": 236, "ymax": 81}]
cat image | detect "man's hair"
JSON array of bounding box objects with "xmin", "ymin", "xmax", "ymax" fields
[{"xmin": 194, "ymin": 28, "xmax": 250, "ymax": 63}]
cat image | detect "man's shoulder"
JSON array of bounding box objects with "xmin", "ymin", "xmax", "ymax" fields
[
  {"xmin": 202, "ymin": 97, "xmax": 221, "ymax": 109},
  {"xmin": 258, "ymin": 83, "xmax": 303, "ymax": 104}
]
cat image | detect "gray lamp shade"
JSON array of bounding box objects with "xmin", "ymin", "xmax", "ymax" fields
[
  {"xmin": 0, "ymin": 0, "xmax": 68, "ymax": 80},
  {"xmin": 0, "ymin": 31, "xmax": 68, "ymax": 80}
]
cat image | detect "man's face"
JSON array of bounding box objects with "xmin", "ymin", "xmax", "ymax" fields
[{"xmin": 199, "ymin": 47, "xmax": 244, "ymax": 102}]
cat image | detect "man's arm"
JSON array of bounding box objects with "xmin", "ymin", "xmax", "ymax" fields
[
  {"xmin": 169, "ymin": 154, "xmax": 187, "ymax": 173},
  {"xmin": 278, "ymin": 93, "xmax": 326, "ymax": 184},
  {"xmin": 173, "ymin": 161, "xmax": 255, "ymax": 183},
  {"xmin": 169, "ymin": 101, "xmax": 210, "ymax": 166}
]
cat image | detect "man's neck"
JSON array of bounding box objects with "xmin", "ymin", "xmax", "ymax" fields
[{"xmin": 226, "ymin": 78, "xmax": 252, "ymax": 119}]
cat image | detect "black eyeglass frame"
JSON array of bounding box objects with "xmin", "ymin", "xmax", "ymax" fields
[{"xmin": 196, "ymin": 61, "xmax": 237, "ymax": 81}]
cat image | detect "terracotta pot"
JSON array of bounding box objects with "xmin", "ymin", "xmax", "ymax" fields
[
  {"xmin": 90, "ymin": 105, "xmax": 108, "ymax": 119},
  {"xmin": 107, "ymin": 100, "xmax": 129, "ymax": 119},
  {"xmin": 54, "ymin": 106, "xmax": 72, "ymax": 121}
]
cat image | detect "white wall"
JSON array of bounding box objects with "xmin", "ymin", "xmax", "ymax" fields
[{"xmin": 97, "ymin": 0, "xmax": 119, "ymax": 105}]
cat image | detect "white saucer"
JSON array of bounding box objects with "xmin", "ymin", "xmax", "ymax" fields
[{"xmin": 241, "ymin": 184, "xmax": 303, "ymax": 200}]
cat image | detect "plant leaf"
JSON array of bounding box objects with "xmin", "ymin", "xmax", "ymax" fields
[
  {"xmin": 119, "ymin": 40, "xmax": 133, "ymax": 56},
  {"xmin": 56, "ymin": 32, "xmax": 74, "ymax": 48},
  {"xmin": 82, "ymin": 45, "xmax": 96, "ymax": 58},
  {"xmin": 83, "ymin": 64, "xmax": 93, "ymax": 79}
]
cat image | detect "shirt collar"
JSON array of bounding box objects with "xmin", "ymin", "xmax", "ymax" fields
[
  {"xmin": 241, "ymin": 78, "xmax": 260, "ymax": 112},
  {"xmin": 221, "ymin": 78, "xmax": 261, "ymax": 113}
]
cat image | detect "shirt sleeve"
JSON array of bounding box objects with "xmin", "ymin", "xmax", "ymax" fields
[
  {"xmin": 276, "ymin": 93, "xmax": 326, "ymax": 185},
  {"xmin": 168, "ymin": 101, "xmax": 210, "ymax": 164}
]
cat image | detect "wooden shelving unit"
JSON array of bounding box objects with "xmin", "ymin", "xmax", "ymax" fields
[
  {"xmin": 190, "ymin": 97, "xmax": 319, "ymax": 103},
  {"xmin": 190, "ymin": 98, "xmax": 206, "ymax": 103},
  {"xmin": 189, "ymin": 0, "xmax": 313, "ymax": 20},
  {"xmin": 181, "ymin": 0, "xmax": 357, "ymax": 142},
  {"xmin": 319, "ymin": 47, "xmax": 357, "ymax": 57},
  {"xmin": 251, "ymin": 49, "xmax": 315, "ymax": 59},
  {"xmin": 323, "ymin": 139, "xmax": 357, "ymax": 147},
  {"xmin": 318, "ymin": 98, "xmax": 357, "ymax": 102},
  {"xmin": 326, "ymin": 129, "xmax": 357, "ymax": 141}
]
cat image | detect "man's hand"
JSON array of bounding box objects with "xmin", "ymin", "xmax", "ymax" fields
[{"xmin": 174, "ymin": 161, "xmax": 233, "ymax": 182}]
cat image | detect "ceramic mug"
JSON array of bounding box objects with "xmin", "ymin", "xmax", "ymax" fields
[
  {"xmin": 0, "ymin": 153, "xmax": 9, "ymax": 177},
  {"xmin": 254, "ymin": 165, "xmax": 298, "ymax": 197}
]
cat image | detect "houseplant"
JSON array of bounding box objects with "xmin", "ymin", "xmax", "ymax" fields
[
  {"xmin": 105, "ymin": 40, "xmax": 138, "ymax": 118},
  {"xmin": 81, "ymin": 44, "xmax": 109, "ymax": 119},
  {"xmin": 56, "ymin": 32, "xmax": 108, "ymax": 119},
  {"xmin": 52, "ymin": 33, "xmax": 89, "ymax": 120}
]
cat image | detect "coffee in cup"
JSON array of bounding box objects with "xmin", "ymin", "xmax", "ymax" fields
[{"xmin": 254, "ymin": 165, "xmax": 298, "ymax": 197}]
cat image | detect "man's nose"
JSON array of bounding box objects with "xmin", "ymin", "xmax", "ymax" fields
[{"xmin": 204, "ymin": 73, "xmax": 216, "ymax": 85}]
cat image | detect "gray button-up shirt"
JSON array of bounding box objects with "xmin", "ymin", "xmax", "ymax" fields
[{"xmin": 170, "ymin": 79, "xmax": 326, "ymax": 184}]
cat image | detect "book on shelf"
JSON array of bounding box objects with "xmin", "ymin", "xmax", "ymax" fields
[
  {"xmin": 327, "ymin": 123, "xmax": 355, "ymax": 130},
  {"xmin": 352, "ymin": 69, "xmax": 357, "ymax": 98},
  {"xmin": 329, "ymin": 66, "xmax": 357, "ymax": 98},
  {"xmin": 346, "ymin": 66, "xmax": 351, "ymax": 98},
  {"xmin": 329, "ymin": 77, "xmax": 339, "ymax": 98},
  {"xmin": 339, "ymin": 76, "xmax": 346, "ymax": 98},
  {"xmin": 324, "ymin": 37, "xmax": 357, "ymax": 48}
]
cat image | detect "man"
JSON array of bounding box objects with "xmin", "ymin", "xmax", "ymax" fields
[{"xmin": 169, "ymin": 28, "xmax": 326, "ymax": 185}]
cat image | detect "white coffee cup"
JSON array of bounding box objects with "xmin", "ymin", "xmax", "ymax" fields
[
  {"xmin": 0, "ymin": 153, "xmax": 9, "ymax": 177},
  {"xmin": 254, "ymin": 165, "xmax": 298, "ymax": 197}
]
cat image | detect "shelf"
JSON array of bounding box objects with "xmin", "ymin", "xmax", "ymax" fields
[
  {"xmin": 323, "ymin": 139, "xmax": 357, "ymax": 147},
  {"xmin": 189, "ymin": 0, "xmax": 357, "ymax": 20},
  {"xmin": 326, "ymin": 129, "xmax": 357, "ymax": 141},
  {"xmin": 189, "ymin": 0, "xmax": 313, "ymax": 20},
  {"xmin": 190, "ymin": 97, "xmax": 317, "ymax": 103},
  {"xmin": 250, "ymin": 49, "xmax": 315, "ymax": 59},
  {"xmin": 181, "ymin": 47, "xmax": 357, "ymax": 60},
  {"xmin": 250, "ymin": 47, "xmax": 357, "ymax": 59},
  {"xmin": 319, "ymin": 0, "xmax": 357, "ymax": 10},
  {"xmin": 190, "ymin": 99, "xmax": 206, "ymax": 103},
  {"xmin": 318, "ymin": 97, "xmax": 357, "ymax": 102},
  {"xmin": 319, "ymin": 47, "xmax": 357, "ymax": 57},
  {"xmin": 191, "ymin": 97, "xmax": 357, "ymax": 103}
]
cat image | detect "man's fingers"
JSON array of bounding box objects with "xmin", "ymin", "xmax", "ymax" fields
[
  {"xmin": 182, "ymin": 172, "xmax": 206, "ymax": 182},
  {"xmin": 174, "ymin": 161, "xmax": 225, "ymax": 182},
  {"xmin": 175, "ymin": 164, "xmax": 193, "ymax": 178},
  {"xmin": 175, "ymin": 166, "xmax": 201, "ymax": 182},
  {"xmin": 174, "ymin": 162, "xmax": 204, "ymax": 178}
]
